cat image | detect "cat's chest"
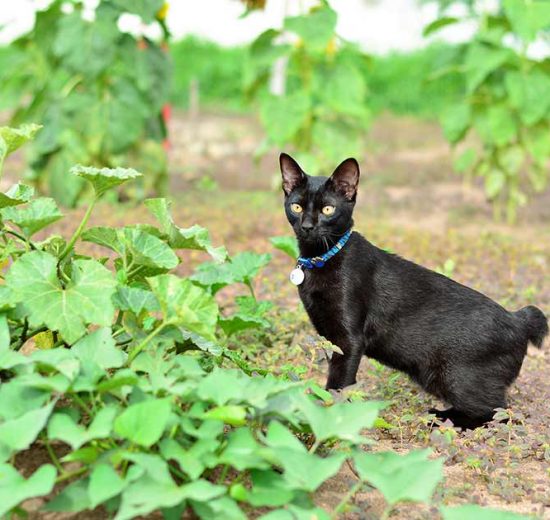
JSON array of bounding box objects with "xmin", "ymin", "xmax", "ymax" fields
[{"xmin": 297, "ymin": 267, "xmax": 345, "ymax": 323}]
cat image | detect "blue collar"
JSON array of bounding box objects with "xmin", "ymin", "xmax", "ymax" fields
[{"xmin": 297, "ymin": 229, "xmax": 352, "ymax": 269}]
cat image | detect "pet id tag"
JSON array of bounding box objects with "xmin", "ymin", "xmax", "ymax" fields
[{"xmin": 290, "ymin": 267, "xmax": 305, "ymax": 285}]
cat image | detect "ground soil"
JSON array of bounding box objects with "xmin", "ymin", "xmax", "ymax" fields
[{"xmin": 4, "ymin": 111, "xmax": 549, "ymax": 519}]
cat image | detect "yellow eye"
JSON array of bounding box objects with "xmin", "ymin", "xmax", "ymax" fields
[
  {"xmin": 290, "ymin": 203, "xmax": 303, "ymax": 214},
  {"xmin": 322, "ymin": 205, "xmax": 335, "ymax": 216}
]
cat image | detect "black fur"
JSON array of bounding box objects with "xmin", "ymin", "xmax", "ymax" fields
[{"xmin": 280, "ymin": 153, "xmax": 548, "ymax": 429}]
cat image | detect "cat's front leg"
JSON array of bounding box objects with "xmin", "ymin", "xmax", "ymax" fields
[{"xmin": 325, "ymin": 338, "xmax": 364, "ymax": 390}]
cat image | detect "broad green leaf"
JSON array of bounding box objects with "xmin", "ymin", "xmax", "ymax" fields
[
  {"xmin": 114, "ymin": 398, "xmax": 171, "ymax": 447},
  {"xmin": 244, "ymin": 469, "xmax": 294, "ymax": 507},
  {"xmin": 120, "ymin": 228, "xmax": 179, "ymax": 270},
  {"xmin": 1, "ymin": 198, "xmax": 63, "ymax": 236},
  {"xmin": 0, "ymin": 378, "xmax": 49, "ymax": 421},
  {"xmin": 71, "ymin": 165, "xmax": 142, "ymax": 197},
  {"xmin": 82, "ymin": 226, "xmax": 123, "ymax": 254},
  {"xmin": 0, "ymin": 124, "xmax": 41, "ymax": 170},
  {"xmin": 228, "ymin": 252, "xmax": 271, "ymax": 285},
  {"xmin": 270, "ymin": 236, "xmax": 299, "ymax": 260},
  {"xmin": 249, "ymin": 29, "xmax": 289, "ymax": 69},
  {"xmin": 112, "ymin": 0, "xmax": 164, "ymax": 23},
  {"xmin": 47, "ymin": 405, "xmax": 117, "ymax": 450},
  {"xmin": 72, "ymin": 327, "xmax": 126, "ymax": 370},
  {"xmin": 89, "ymin": 463, "xmax": 126, "ymax": 508},
  {"xmin": 474, "ymin": 106, "xmax": 517, "ymax": 147},
  {"xmin": 524, "ymin": 125, "xmax": 550, "ymax": 166},
  {"xmin": 0, "ymin": 183, "xmax": 34, "ymax": 209},
  {"xmin": 503, "ymin": 0, "xmax": 550, "ymax": 42},
  {"xmin": 7, "ymin": 252, "xmax": 117, "ymax": 344},
  {"xmin": 319, "ymin": 62, "xmax": 367, "ymax": 118},
  {"xmin": 284, "ymin": 5, "xmax": 337, "ymax": 52},
  {"xmin": 441, "ymin": 103, "xmax": 471, "ymax": 144},
  {"xmin": 43, "ymin": 478, "xmax": 91, "ymax": 512},
  {"xmin": 145, "ymin": 198, "xmax": 227, "ymax": 262},
  {"xmin": 464, "ymin": 43, "xmax": 511, "ymax": 92},
  {"xmin": 219, "ymin": 296, "xmax": 271, "ymax": 336},
  {"xmin": 353, "ymin": 449, "xmax": 444, "ymax": 506},
  {"xmin": 31, "ymin": 348, "xmax": 80, "ymax": 380},
  {"xmin": 191, "ymin": 496, "xmax": 246, "ymax": 520},
  {"xmin": 0, "ymin": 402, "xmax": 55, "ymax": 462},
  {"xmin": 260, "ymin": 92, "xmax": 311, "ymax": 145},
  {"xmin": 505, "ymin": 70, "xmax": 550, "ymax": 126},
  {"xmin": 265, "ymin": 421, "xmax": 307, "ymax": 453},
  {"xmin": 298, "ymin": 398, "xmax": 384, "ymax": 443},
  {"xmin": 113, "ymin": 285, "xmax": 160, "ymax": 314},
  {"xmin": 219, "ymin": 427, "xmax": 270, "ymax": 471},
  {"xmin": 203, "ymin": 405, "xmax": 247, "ymax": 426},
  {"xmin": 148, "ymin": 274, "xmax": 218, "ymax": 340},
  {"xmin": 196, "ymin": 368, "xmax": 250, "ymax": 406},
  {"xmin": 0, "ymin": 314, "xmax": 8, "ymax": 351},
  {"xmin": 53, "ymin": 9, "xmax": 118, "ymax": 77},
  {"xmin": 423, "ymin": 16, "xmax": 459, "ymax": 37},
  {"xmin": 441, "ymin": 504, "xmax": 532, "ymax": 520},
  {"xmin": 276, "ymin": 449, "xmax": 345, "ymax": 492},
  {"xmin": 453, "ymin": 148, "xmax": 477, "ymax": 173},
  {"xmin": 0, "ymin": 463, "xmax": 56, "ymax": 517}
]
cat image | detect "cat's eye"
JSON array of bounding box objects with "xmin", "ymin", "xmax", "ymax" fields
[
  {"xmin": 290, "ymin": 203, "xmax": 303, "ymax": 214},
  {"xmin": 322, "ymin": 205, "xmax": 336, "ymax": 216}
]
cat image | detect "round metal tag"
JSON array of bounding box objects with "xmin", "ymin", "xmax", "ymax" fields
[{"xmin": 289, "ymin": 268, "xmax": 305, "ymax": 285}]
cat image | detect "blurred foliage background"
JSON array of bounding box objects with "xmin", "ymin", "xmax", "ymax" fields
[{"xmin": 0, "ymin": 0, "xmax": 549, "ymax": 221}]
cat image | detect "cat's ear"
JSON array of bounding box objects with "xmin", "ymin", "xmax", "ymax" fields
[
  {"xmin": 328, "ymin": 158, "xmax": 360, "ymax": 200},
  {"xmin": 280, "ymin": 153, "xmax": 306, "ymax": 195}
]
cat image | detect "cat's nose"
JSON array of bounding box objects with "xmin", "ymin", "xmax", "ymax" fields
[{"xmin": 301, "ymin": 221, "xmax": 314, "ymax": 232}]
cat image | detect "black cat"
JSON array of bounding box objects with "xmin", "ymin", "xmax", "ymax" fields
[{"xmin": 279, "ymin": 153, "xmax": 548, "ymax": 429}]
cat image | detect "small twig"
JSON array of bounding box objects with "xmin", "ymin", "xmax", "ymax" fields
[{"xmin": 332, "ymin": 480, "xmax": 363, "ymax": 518}]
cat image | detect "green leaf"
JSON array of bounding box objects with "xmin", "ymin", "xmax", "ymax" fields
[
  {"xmin": 6, "ymin": 252, "xmax": 117, "ymax": 344},
  {"xmin": 120, "ymin": 228, "xmax": 179, "ymax": 270},
  {"xmin": 265, "ymin": 421, "xmax": 307, "ymax": 453},
  {"xmin": 0, "ymin": 183, "xmax": 34, "ymax": 209},
  {"xmin": 270, "ymin": 236, "xmax": 299, "ymax": 260},
  {"xmin": 112, "ymin": 0, "xmax": 164, "ymax": 23},
  {"xmin": 353, "ymin": 449, "xmax": 444, "ymax": 506},
  {"xmin": 0, "ymin": 314, "xmax": 8, "ymax": 352},
  {"xmin": 284, "ymin": 5, "xmax": 337, "ymax": 52},
  {"xmin": 89, "ymin": 463, "xmax": 126, "ymax": 508},
  {"xmin": 260, "ymin": 92, "xmax": 311, "ymax": 146},
  {"xmin": 71, "ymin": 165, "xmax": 142, "ymax": 197},
  {"xmin": 423, "ymin": 17, "xmax": 459, "ymax": 37},
  {"xmin": 145, "ymin": 198, "xmax": 228, "ymax": 262},
  {"xmin": 505, "ymin": 70, "xmax": 550, "ymax": 126},
  {"xmin": 276, "ymin": 449, "xmax": 345, "ymax": 492},
  {"xmin": 441, "ymin": 505, "xmax": 532, "ymax": 520},
  {"xmin": 219, "ymin": 427, "xmax": 270, "ymax": 470},
  {"xmin": 319, "ymin": 62, "xmax": 367, "ymax": 118},
  {"xmin": 203, "ymin": 405, "xmax": 247, "ymax": 426},
  {"xmin": 0, "ymin": 124, "xmax": 41, "ymax": 170},
  {"xmin": 191, "ymin": 496, "xmax": 246, "ymax": 520},
  {"xmin": 148, "ymin": 274, "xmax": 219, "ymax": 341},
  {"xmin": 1, "ymin": 198, "xmax": 63, "ymax": 236},
  {"xmin": 31, "ymin": 348, "xmax": 80, "ymax": 380},
  {"xmin": 72, "ymin": 327, "xmax": 127, "ymax": 370},
  {"xmin": 453, "ymin": 148, "xmax": 477, "ymax": 173},
  {"xmin": 441, "ymin": 103, "xmax": 471, "ymax": 144},
  {"xmin": 43, "ymin": 477, "xmax": 91, "ymax": 512},
  {"xmin": 53, "ymin": 9, "xmax": 118, "ymax": 77},
  {"xmin": 464, "ymin": 43, "xmax": 511, "ymax": 92},
  {"xmin": 503, "ymin": 0, "xmax": 550, "ymax": 42},
  {"xmin": 82, "ymin": 226, "xmax": 123, "ymax": 254},
  {"xmin": 298, "ymin": 399, "xmax": 384, "ymax": 443},
  {"xmin": 475, "ymin": 106, "xmax": 517, "ymax": 147},
  {"xmin": 113, "ymin": 285, "xmax": 160, "ymax": 314},
  {"xmin": 114, "ymin": 398, "xmax": 172, "ymax": 447},
  {"xmin": 0, "ymin": 463, "xmax": 56, "ymax": 517},
  {"xmin": 244, "ymin": 470, "xmax": 294, "ymax": 507},
  {"xmin": 0, "ymin": 402, "xmax": 55, "ymax": 462}
]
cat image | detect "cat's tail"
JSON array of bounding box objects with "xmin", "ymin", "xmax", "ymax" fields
[{"xmin": 515, "ymin": 305, "xmax": 548, "ymax": 348}]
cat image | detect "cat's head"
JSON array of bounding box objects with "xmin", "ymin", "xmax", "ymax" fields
[{"xmin": 279, "ymin": 153, "xmax": 359, "ymax": 245}]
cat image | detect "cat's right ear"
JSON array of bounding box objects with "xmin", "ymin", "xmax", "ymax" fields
[{"xmin": 280, "ymin": 153, "xmax": 305, "ymax": 196}]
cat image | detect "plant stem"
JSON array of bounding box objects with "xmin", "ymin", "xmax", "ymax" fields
[
  {"xmin": 332, "ymin": 480, "xmax": 363, "ymax": 518},
  {"xmin": 127, "ymin": 322, "xmax": 168, "ymax": 364},
  {"xmin": 4, "ymin": 228, "xmax": 36, "ymax": 250},
  {"xmin": 59, "ymin": 196, "xmax": 98, "ymax": 260},
  {"xmin": 43, "ymin": 436, "xmax": 64, "ymax": 474},
  {"xmin": 55, "ymin": 466, "xmax": 88, "ymax": 484}
]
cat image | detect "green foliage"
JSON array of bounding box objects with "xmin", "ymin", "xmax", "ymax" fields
[
  {"xmin": 0, "ymin": 126, "xmax": 530, "ymax": 519},
  {"xmin": 0, "ymin": 0, "xmax": 171, "ymax": 206},
  {"xmin": 246, "ymin": 1, "xmax": 370, "ymax": 172},
  {"xmin": 429, "ymin": 0, "xmax": 550, "ymax": 222}
]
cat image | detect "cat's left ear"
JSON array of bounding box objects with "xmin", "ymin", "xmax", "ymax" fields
[{"xmin": 329, "ymin": 158, "xmax": 360, "ymax": 201}]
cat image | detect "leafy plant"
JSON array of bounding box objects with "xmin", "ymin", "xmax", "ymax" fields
[
  {"xmin": 245, "ymin": 0, "xmax": 370, "ymax": 173},
  {"xmin": 0, "ymin": 0, "xmax": 171, "ymax": 206},
  {"xmin": 426, "ymin": 0, "xmax": 550, "ymax": 222},
  {"xmin": 0, "ymin": 126, "xmax": 532, "ymax": 519}
]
